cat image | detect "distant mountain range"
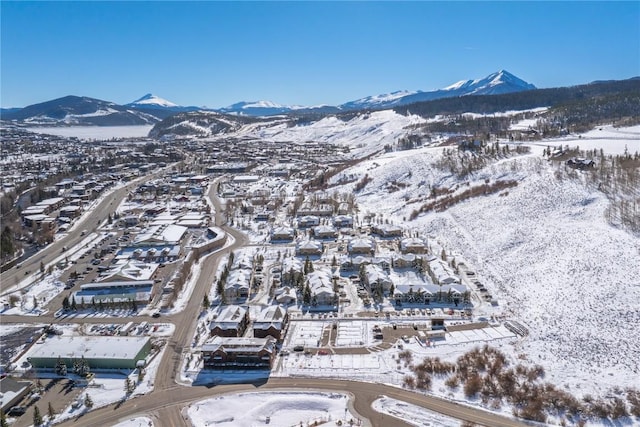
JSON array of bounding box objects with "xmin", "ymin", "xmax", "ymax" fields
[{"xmin": 0, "ymin": 70, "xmax": 539, "ymax": 125}]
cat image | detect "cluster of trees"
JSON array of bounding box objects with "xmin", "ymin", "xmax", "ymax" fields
[
  {"xmin": 400, "ymin": 344, "xmax": 640, "ymax": 425},
  {"xmin": 62, "ymin": 295, "xmax": 139, "ymax": 313}
]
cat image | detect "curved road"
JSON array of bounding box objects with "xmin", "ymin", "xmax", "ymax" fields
[{"xmin": 4, "ymin": 175, "xmax": 531, "ymax": 427}]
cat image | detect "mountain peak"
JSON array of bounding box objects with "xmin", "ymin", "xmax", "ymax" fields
[{"xmin": 127, "ymin": 94, "xmax": 178, "ymax": 108}]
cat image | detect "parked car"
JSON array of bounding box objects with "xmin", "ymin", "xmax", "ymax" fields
[{"xmin": 7, "ymin": 406, "xmax": 26, "ymax": 416}]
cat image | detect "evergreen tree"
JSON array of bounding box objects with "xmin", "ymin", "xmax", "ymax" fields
[
  {"xmin": 1, "ymin": 408, "xmax": 8, "ymax": 427},
  {"xmin": 84, "ymin": 393, "xmax": 93, "ymax": 409},
  {"xmin": 303, "ymin": 283, "xmax": 311, "ymax": 304},
  {"xmin": 55, "ymin": 356, "xmax": 67, "ymax": 376},
  {"xmin": 216, "ymin": 279, "xmax": 224, "ymax": 299},
  {"xmin": 0, "ymin": 226, "xmax": 15, "ymax": 259},
  {"xmin": 40, "ymin": 261, "xmax": 45, "ymax": 273},
  {"xmin": 124, "ymin": 377, "xmax": 133, "ymax": 395},
  {"xmin": 304, "ymin": 256, "xmax": 311, "ymax": 274},
  {"xmin": 71, "ymin": 297, "xmax": 77, "ymax": 311},
  {"xmin": 33, "ymin": 296, "xmax": 38, "ymax": 309},
  {"xmin": 47, "ymin": 402, "xmax": 55, "ymax": 421},
  {"xmin": 33, "ymin": 406, "xmax": 43, "ymax": 427},
  {"xmin": 331, "ymin": 255, "xmax": 337, "ymax": 267},
  {"xmin": 202, "ymin": 294, "xmax": 210, "ymax": 309}
]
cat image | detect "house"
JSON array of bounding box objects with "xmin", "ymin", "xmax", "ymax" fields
[
  {"xmin": 224, "ymin": 269, "xmax": 251, "ymax": 300},
  {"xmin": 312, "ymin": 225, "xmax": 338, "ymax": 239},
  {"xmin": 428, "ymin": 257, "xmax": 460, "ymax": 284},
  {"xmin": 274, "ymin": 286, "xmax": 297, "ymax": 305},
  {"xmin": 253, "ymin": 305, "xmax": 289, "ymax": 340},
  {"xmin": 400, "ymin": 237, "xmax": 428, "ymax": 254},
  {"xmin": 201, "ymin": 336, "xmax": 277, "ymax": 370},
  {"xmin": 271, "ymin": 226, "xmax": 294, "ymax": 242},
  {"xmin": 362, "ymin": 264, "xmax": 393, "ymax": 293},
  {"xmin": 209, "ymin": 305, "xmax": 250, "ymax": 337},
  {"xmin": 306, "ymin": 269, "xmax": 337, "ymax": 306},
  {"xmin": 348, "ymin": 237, "xmax": 376, "ymax": 255},
  {"xmin": 392, "ymin": 253, "xmax": 419, "ymax": 269},
  {"xmin": 337, "ymin": 202, "xmax": 350, "ymax": 215},
  {"xmin": 371, "ymin": 224, "xmax": 403, "ymax": 238},
  {"xmin": 333, "ymin": 215, "xmax": 354, "ymax": 228},
  {"xmin": 567, "ymin": 158, "xmax": 595, "ymax": 169},
  {"xmin": 295, "ymin": 240, "xmax": 323, "ymax": 256},
  {"xmin": 298, "ymin": 215, "xmax": 320, "ymax": 228}
]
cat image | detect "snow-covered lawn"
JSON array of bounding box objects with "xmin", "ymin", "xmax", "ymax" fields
[
  {"xmin": 110, "ymin": 417, "xmax": 153, "ymax": 427},
  {"xmin": 186, "ymin": 392, "xmax": 359, "ymax": 427}
]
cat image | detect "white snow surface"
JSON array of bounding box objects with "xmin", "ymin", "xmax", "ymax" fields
[
  {"xmin": 539, "ymin": 124, "xmax": 640, "ymax": 155},
  {"xmin": 372, "ymin": 396, "xmax": 461, "ymax": 427},
  {"xmin": 110, "ymin": 417, "xmax": 153, "ymax": 427},
  {"xmin": 186, "ymin": 392, "xmax": 356, "ymax": 427},
  {"xmin": 25, "ymin": 125, "xmax": 154, "ymax": 140}
]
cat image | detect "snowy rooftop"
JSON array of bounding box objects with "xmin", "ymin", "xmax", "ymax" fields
[{"xmin": 25, "ymin": 336, "xmax": 150, "ymax": 361}]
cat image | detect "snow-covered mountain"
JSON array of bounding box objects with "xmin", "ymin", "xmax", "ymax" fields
[
  {"xmin": 0, "ymin": 95, "xmax": 160, "ymax": 126},
  {"xmin": 217, "ymin": 70, "xmax": 536, "ymax": 116},
  {"xmin": 126, "ymin": 93, "xmax": 179, "ymax": 109},
  {"xmin": 218, "ymin": 100, "xmax": 293, "ymax": 116},
  {"xmin": 340, "ymin": 70, "xmax": 536, "ymax": 111},
  {"xmin": 218, "ymin": 100, "xmax": 340, "ymax": 116}
]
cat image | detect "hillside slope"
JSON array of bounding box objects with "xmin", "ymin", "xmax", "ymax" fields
[{"xmin": 330, "ymin": 142, "xmax": 640, "ymax": 397}]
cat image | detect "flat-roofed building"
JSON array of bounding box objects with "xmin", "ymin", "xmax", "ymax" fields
[{"xmin": 25, "ymin": 336, "xmax": 151, "ymax": 370}]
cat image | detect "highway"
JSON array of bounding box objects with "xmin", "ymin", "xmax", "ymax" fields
[{"xmin": 3, "ymin": 173, "xmax": 532, "ymax": 427}]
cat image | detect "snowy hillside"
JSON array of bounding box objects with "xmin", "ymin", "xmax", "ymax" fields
[
  {"xmin": 329, "ymin": 140, "xmax": 640, "ymax": 398},
  {"xmin": 235, "ymin": 110, "xmax": 426, "ymax": 157}
]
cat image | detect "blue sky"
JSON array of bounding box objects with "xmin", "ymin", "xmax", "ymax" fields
[{"xmin": 1, "ymin": 1, "xmax": 639, "ymax": 108}]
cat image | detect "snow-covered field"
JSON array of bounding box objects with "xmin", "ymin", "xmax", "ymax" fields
[
  {"xmin": 25, "ymin": 125, "xmax": 153, "ymax": 140},
  {"xmin": 530, "ymin": 124, "xmax": 640, "ymax": 155},
  {"xmin": 186, "ymin": 392, "xmax": 359, "ymax": 427}
]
